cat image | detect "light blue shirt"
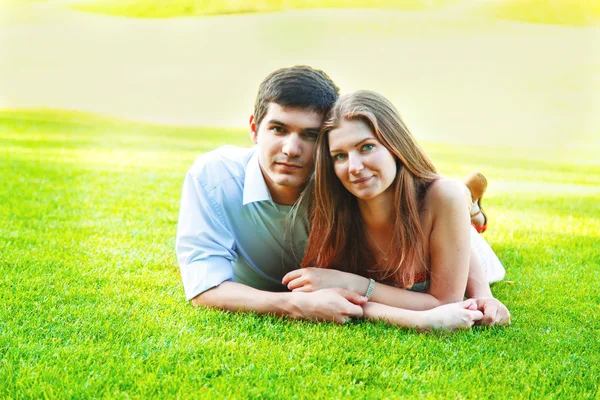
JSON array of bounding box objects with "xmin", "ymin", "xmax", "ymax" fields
[{"xmin": 176, "ymin": 145, "xmax": 309, "ymax": 300}]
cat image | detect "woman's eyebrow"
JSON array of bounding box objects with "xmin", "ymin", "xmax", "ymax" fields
[{"xmin": 330, "ymin": 137, "xmax": 372, "ymax": 153}]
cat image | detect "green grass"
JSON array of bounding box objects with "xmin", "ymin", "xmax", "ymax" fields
[
  {"xmin": 479, "ymin": 0, "xmax": 600, "ymax": 27},
  {"xmin": 14, "ymin": 0, "xmax": 600, "ymax": 26},
  {"xmin": 1, "ymin": 110, "xmax": 599, "ymax": 398},
  {"xmin": 51, "ymin": 0, "xmax": 463, "ymax": 18}
]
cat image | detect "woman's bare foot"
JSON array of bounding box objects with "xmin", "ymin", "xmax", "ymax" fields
[{"xmin": 464, "ymin": 172, "xmax": 488, "ymax": 232}]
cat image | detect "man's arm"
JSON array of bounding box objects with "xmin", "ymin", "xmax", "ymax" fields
[
  {"xmin": 176, "ymin": 169, "xmax": 237, "ymax": 300},
  {"xmin": 193, "ymin": 281, "xmax": 366, "ymax": 324},
  {"xmin": 176, "ymin": 165, "xmax": 364, "ymax": 323}
]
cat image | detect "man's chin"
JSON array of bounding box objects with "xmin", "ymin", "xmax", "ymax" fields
[{"xmin": 272, "ymin": 174, "xmax": 308, "ymax": 190}]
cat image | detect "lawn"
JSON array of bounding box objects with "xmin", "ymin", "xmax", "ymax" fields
[
  {"xmin": 20, "ymin": 0, "xmax": 600, "ymax": 25},
  {"xmin": 1, "ymin": 110, "xmax": 599, "ymax": 397}
]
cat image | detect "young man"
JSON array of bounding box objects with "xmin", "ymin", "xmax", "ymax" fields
[{"xmin": 176, "ymin": 66, "xmax": 509, "ymax": 328}]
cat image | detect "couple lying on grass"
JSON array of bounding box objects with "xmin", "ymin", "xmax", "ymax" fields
[{"xmin": 176, "ymin": 65, "xmax": 510, "ymax": 331}]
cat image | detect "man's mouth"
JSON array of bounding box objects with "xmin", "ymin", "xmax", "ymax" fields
[{"xmin": 276, "ymin": 162, "xmax": 303, "ymax": 170}]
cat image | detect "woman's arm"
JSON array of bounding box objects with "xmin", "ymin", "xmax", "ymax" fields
[
  {"xmin": 466, "ymin": 246, "xmax": 494, "ymax": 298},
  {"xmin": 282, "ymin": 252, "xmax": 511, "ymax": 324},
  {"xmin": 425, "ymin": 180, "xmax": 472, "ymax": 304},
  {"xmin": 465, "ymin": 244, "xmax": 511, "ymax": 325},
  {"xmin": 283, "ymin": 180, "xmax": 473, "ymax": 311},
  {"xmin": 362, "ymin": 299, "xmax": 483, "ymax": 331},
  {"xmin": 283, "ymin": 268, "xmax": 442, "ymax": 310}
]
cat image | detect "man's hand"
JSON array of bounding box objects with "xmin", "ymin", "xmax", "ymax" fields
[
  {"xmin": 282, "ymin": 267, "xmax": 367, "ymax": 294},
  {"xmin": 473, "ymin": 297, "xmax": 511, "ymax": 326},
  {"xmin": 188, "ymin": 281, "xmax": 365, "ymax": 324},
  {"xmin": 288, "ymin": 288, "xmax": 367, "ymax": 324},
  {"xmin": 421, "ymin": 299, "xmax": 484, "ymax": 331}
]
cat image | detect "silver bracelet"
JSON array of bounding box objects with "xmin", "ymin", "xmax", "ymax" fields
[{"xmin": 365, "ymin": 278, "xmax": 376, "ymax": 300}]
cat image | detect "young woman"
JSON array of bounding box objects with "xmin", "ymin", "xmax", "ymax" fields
[{"xmin": 283, "ymin": 90, "xmax": 509, "ymax": 329}]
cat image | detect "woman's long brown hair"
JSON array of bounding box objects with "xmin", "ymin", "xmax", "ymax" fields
[{"xmin": 301, "ymin": 91, "xmax": 439, "ymax": 287}]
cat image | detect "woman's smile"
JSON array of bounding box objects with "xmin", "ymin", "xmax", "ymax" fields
[{"xmin": 351, "ymin": 176, "xmax": 373, "ymax": 184}]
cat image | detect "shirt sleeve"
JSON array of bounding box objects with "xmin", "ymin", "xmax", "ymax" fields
[{"xmin": 176, "ymin": 170, "xmax": 237, "ymax": 301}]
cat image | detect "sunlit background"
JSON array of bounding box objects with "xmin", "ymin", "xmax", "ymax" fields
[{"xmin": 1, "ymin": 0, "xmax": 599, "ymax": 148}]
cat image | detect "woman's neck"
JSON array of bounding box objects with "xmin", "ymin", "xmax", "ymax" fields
[{"xmin": 358, "ymin": 190, "xmax": 394, "ymax": 231}]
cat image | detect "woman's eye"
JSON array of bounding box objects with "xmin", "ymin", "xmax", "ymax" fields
[
  {"xmin": 362, "ymin": 144, "xmax": 374, "ymax": 151},
  {"xmin": 272, "ymin": 126, "xmax": 284, "ymax": 133},
  {"xmin": 333, "ymin": 153, "xmax": 346, "ymax": 161}
]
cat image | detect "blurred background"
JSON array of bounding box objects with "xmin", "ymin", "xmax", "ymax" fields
[{"xmin": 1, "ymin": 0, "xmax": 599, "ymax": 148}]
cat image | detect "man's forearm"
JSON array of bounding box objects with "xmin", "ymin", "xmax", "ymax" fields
[{"xmin": 191, "ymin": 281, "xmax": 300, "ymax": 318}]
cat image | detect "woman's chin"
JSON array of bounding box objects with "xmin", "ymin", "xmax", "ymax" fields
[{"xmin": 349, "ymin": 189, "xmax": 378, "ymax": 201}]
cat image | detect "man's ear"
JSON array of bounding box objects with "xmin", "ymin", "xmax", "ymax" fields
[{"xmin": 249, "ymin": 115, "xmax": 258, "ymax": 144}]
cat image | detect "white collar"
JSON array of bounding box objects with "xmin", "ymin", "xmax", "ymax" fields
[{"xmin": 243, "ymin": 150, "xmax": 272, "ymax": 205}]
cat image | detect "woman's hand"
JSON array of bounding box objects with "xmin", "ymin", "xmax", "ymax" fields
[
  {"xmin": 421, "ymin": 299, "xmax": 484, "ymax": 331},
  {"xmin": 472, "ymin": 297, "xmax": 511, "ymax": 326},
  {"xmin": 282, "ymin": 267, "xmax": 369, "ymax": 294}
]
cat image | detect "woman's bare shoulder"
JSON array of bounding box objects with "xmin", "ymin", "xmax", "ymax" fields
[{"xmin": 423, "ymin": 178, "xmax": 468, "ymax": 212}]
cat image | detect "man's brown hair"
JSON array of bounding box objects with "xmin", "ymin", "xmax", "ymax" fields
[{"xmin": 253, "ymin": 66, "xmax": 340, "ymax": 128}]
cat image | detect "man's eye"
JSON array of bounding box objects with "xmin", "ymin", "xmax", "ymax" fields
[
  {"xmin": 362, "ymin": 144, "xmax": 374, "ymax": 151},
  {"xmin": 304, "ymin": 133, "xmax": 318, "ymax": 141},
  {"xmin": 332, "ymin": 153, "xmax": 346, "ymax": 161},
  {"xmin": 272, "ymin": 126, "xmax": 284, "ymax": 133}
]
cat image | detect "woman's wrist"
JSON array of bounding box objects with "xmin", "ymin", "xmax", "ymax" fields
[{"xmin": 348, "ymin": 275, "xmax": 370, "ymax": 295}]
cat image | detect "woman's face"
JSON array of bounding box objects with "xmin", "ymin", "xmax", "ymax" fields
[{"xmin": 328, "ymin": 118, "xmax": 397, "ymax": 201}]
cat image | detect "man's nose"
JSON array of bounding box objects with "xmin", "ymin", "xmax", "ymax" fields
[
  {"xmin": 282, "ymin": 134, "xmax": 302, "ymax": 158},
  {"xmin": 348, "ymin": 153, "xmax": 364, "ymax": 175}
]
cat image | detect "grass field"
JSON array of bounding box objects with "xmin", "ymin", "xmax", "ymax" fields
[
  {"xmin": 17, "ymin": 0, "xmax": 463, "ymax": 18},
  {"xmin": 1, "ymin": 109, "xmax": 599, "ymax": 397},
  {"xmin": 479, "ymin": 0, "xmax": 600, "ymax": 26},
  {"xmin": 18, "ymin": 0, "xmax": 600, "ymax": 25}
]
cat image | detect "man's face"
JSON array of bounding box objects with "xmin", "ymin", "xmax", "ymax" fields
[{"xmin": 250, "ymin": 103, "xmax": 323, "ymax": 205}]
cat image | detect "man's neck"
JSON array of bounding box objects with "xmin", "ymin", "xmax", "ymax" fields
[
  {"xmin": 260, "ymin": 171, "xmax": 302, "ymax": 205},
  {"xmin": 270, "ymin": 187, "xmax": 301, "ymax": 206}
]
